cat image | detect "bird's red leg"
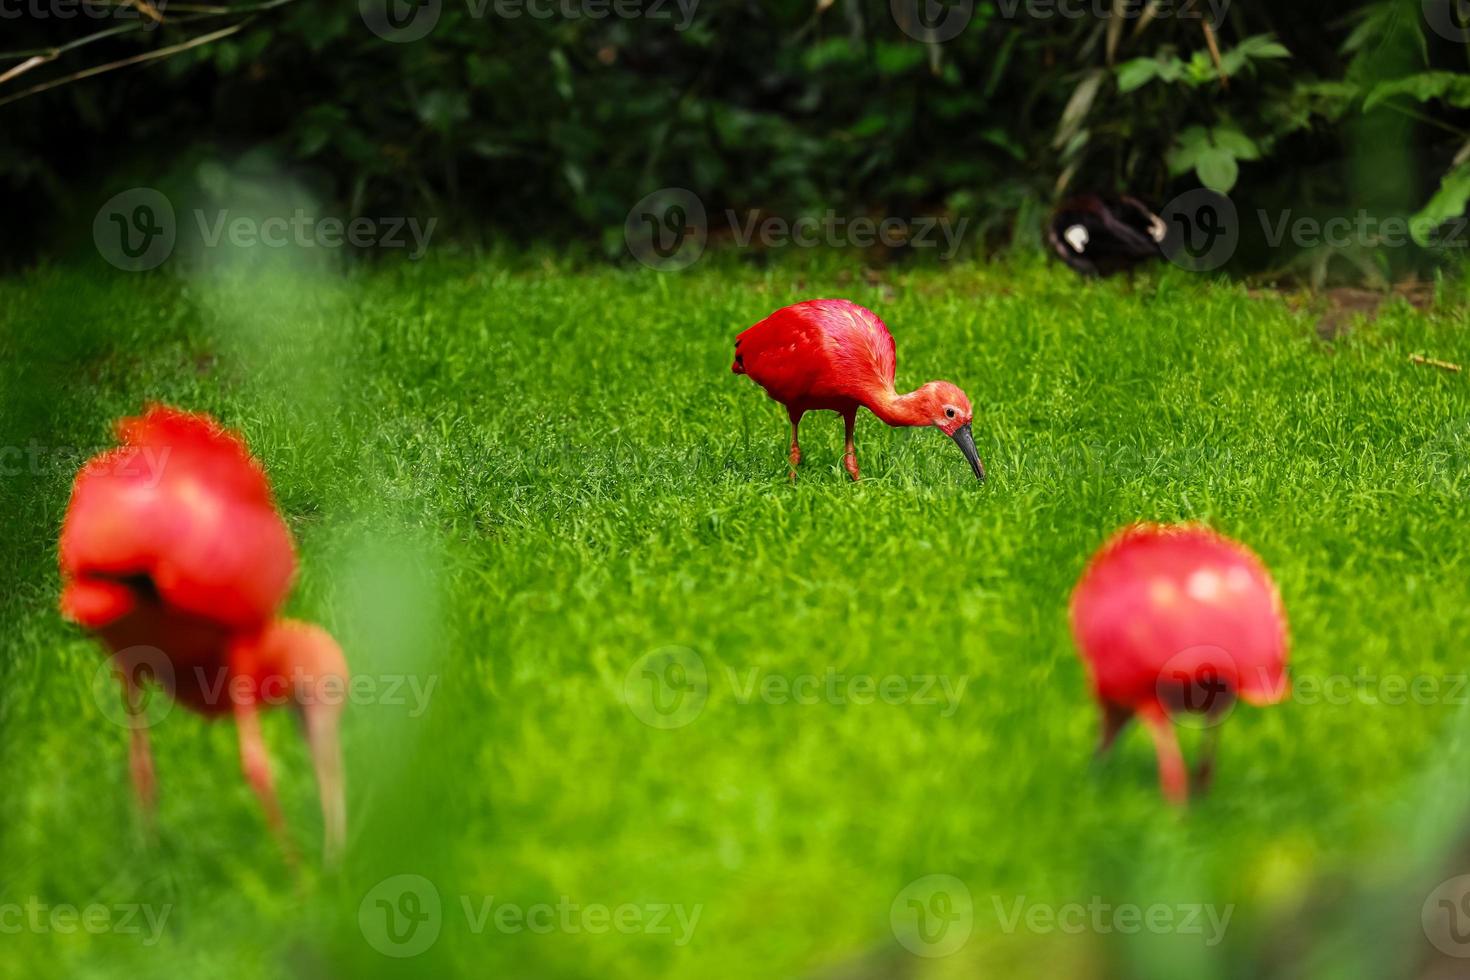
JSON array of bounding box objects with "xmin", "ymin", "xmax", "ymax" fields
[
  {"xmin": 1141, "ymin": 709, "xmax": 1188, "ymax": 805},
  {"xmin": 841, "ymin": 409, "xmax": 860, "ymax": 482},
  {"xmin": 234, "ymin": 700, "xmax": 297, "ymax": 865},
  {"xmin": 302, "ymin": 701, "xmax": 346, "ymax": 866},
  {"xmin": 120, "ymin": 671, "xmax": 157, "ymax": 821},
  {"xmin": 787, "ymin": 409, "xmax": 804, "ymax": 481}
]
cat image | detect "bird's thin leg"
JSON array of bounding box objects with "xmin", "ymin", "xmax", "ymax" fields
[
  {"xmin": 1191, "ymin": 725, "xmax": 1221, "ymax": 797},
  {"xmin": 1142, "ymin": 710, "xmax": 1188, "ymax": 805},
  {"xmin": 234, "ymin": 700, "xmax": 297, "ymax": 865},
  {"xmin": 842, "ymin": 410, "xmax": 860, "ymax": 482},
  {"xmin": 787, "ymin": 410, "xmax": 804, "ymax": 481},
  {"xmin": 121, "ymin": 671, "xmax": 157, "ymax": 821},
  {"xmin": 1095, "ymin": 700, "xmax": 1131, "ymax": 757},
  {"xmin": 302, "ymin": 702, "xmax": 346, "ymax": 867}
]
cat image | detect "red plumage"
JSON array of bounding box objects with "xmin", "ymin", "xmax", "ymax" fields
[
  {"xmin": 61, "ymin": 405, "xmax": 296, "ymax": 637},
  {"xmin": 59, "ymin": 405, "xmax": 347, "ymax": 861},
  {"xmin": 734, "ymin": 299, "xmax": 896, "ymax": 402},
  {"xmin": 733, "ymin": 300, "xmax": 985, "ymax": 481},
  {"xmin": 1070, "ymin": 523, "xmax": 1290, "ymax": 804}
]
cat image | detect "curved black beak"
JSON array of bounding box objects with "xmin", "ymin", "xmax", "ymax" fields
[{"xmin": 950, "ymin": 423, "xmax": 985, "ymax": 481}]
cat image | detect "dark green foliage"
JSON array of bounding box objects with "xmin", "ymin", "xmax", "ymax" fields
[{"xmin": 0, "ymin": 0, "xmax": 1468, "ymax": 271}]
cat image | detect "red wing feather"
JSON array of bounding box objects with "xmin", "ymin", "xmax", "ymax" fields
[
  {"xmin": 734, "ymin": 299, "xmax": 896, "ymax": 405},
  {"xmin": 59, "ymin": 405, "xmax": 296, "ymax": 630}
]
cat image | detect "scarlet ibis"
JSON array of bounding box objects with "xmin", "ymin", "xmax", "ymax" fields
[
  {"xmin": 1069, "ymin": 523, "xmax": 1289, "ymax": 804},
  {"xmin": 59, "ymin": 406, "xmax": 347, "ymax": 862},
  {"xmin": 1048, "ymin": 194, "xmax": 1165, "ymax": 277},
  {"xmin": 732, "ymin": 299, "xmax": 985, "ymax": 482}
]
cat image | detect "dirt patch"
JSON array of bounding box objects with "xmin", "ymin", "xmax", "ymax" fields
[{"xmin": 1249, "ymin": 281, "xmax": 1438, "ymax": 340}]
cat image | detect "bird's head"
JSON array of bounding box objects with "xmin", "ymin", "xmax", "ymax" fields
[{"xmin": 916, "ymin": 381, "xmax": 984, "ymax": 480}]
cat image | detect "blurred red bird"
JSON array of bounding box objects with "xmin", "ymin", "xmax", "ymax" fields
[
  {"xmin": 732, "ymin": 299, "xmax": 985, "ymax": 482},
  {"xmin": 59, "ymin": 406, "xmax": 347, "ymax": 861},
  {"xmin": 1070, "ymin": 523, "xmax": 1289, "ymax": 804}
]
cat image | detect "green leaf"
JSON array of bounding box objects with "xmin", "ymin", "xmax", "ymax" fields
[
  {"xmin": 1210, "ymin": 126, "xmax": 1260, "ymax": 161},
  {"xmin": 1219, "ymin": 34, "xmax": 1291, "ymax": 76},
  {"xmin": 1059, "ymin": 127, "xmax": 1090, "ymax": 164},
  {"xmin": 563, "ymin": 161, "xmax": 586, "ymax": 198},
  {"xmin": 298, "ymin": 126, "xmax": 331, "ymax": 158},
  {"xmin": 1410, "ymin": 163, "xmax": 1470, "ymax": 246},
  {"xmin": 1167, "ymin": 126, "xmax": 1255, "ymax": 188},
  {"xmin": 214, "ymin": 41, "xmax": 240, "ymax": 74},
  {"xmin": 470, "ymin": 139, "xmax": 519, "ymax": 159},
  {"xmin": 873, "ymin": 42, "xmax": 925, "ymax": 76},
  {"xmin": 415, "ymin": 90, "xmax": 470, "ymax": 130},
  {"xmin": 977, "ymin": 126, "xmax": 1025, "ymax": 161},
  {"xmin": 1196, "ymin": 147, "xmax": 1239, "ymax": 192},
  {"xmin": 1236, "ymin": 34, "xmax": 1292, "ymax": 59},
  {"xmin": 1116, "ymin": 58, "xmax": 1161, "ymax": 93},
  {"xmin": 1053, "ymin": 70, "xmax": 1104, "ymax": 150},
  {"xmin": 803, "ymin": 37, "xmax": 861, "ymax": 71},
  {"xmin": 1184, "ymin": 50, "xmax": 1217, "ymax": 86},
  {"xmin": 1166, "ymin": 125, "xmax": 1211, "ymax": 175},
  {"xmin": 549, "ymin": 49, "xmax": 574, "ymax": 101},
  {"xmin": 1365, "ymin": 72, "xmax": 1470, "ymax": 112}
]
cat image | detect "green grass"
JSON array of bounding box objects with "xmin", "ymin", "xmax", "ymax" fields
[{"xmin": 3, "ymin": 251, "xmax": 1470, "ymax": 979}]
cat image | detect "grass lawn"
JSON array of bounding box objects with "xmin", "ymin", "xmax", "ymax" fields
[{"xmin": 3, "ymin": 251, "xmax": 1470, "ymax": 979}]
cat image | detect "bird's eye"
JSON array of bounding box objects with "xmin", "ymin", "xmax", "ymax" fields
[{"xmin": 945, "ymin": 408, "xmax": 956, "ymax": 419}]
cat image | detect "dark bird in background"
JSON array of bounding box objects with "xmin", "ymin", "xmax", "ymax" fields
[{"xmin": 1048, "ymin": 194, "xmax": 1166, "ymax": 277}]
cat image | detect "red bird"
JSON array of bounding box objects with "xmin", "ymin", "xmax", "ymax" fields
[
  {"xmin": 1069, "ymin": 523, "xmax": 1289, "ymax": 804},
  {"xmin": 732, "ymin": 299, "xmax": 985, "ymax": 481},
  {"xmin": 59, "ymin": 406, "xmax": 347, "ymax": 861}
]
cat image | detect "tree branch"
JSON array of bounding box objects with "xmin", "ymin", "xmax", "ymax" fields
[{"xmin": 0, "ymin": 23, "xmax": 245, "ymax": 108}]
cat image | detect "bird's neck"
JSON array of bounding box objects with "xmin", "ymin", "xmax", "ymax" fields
[{"xmin": 865, "ymin": 387, "xmax": 933, "ymax": 429}]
